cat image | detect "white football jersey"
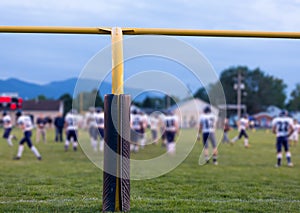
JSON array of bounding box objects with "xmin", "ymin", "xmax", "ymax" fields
[
  {"xmin": 200, "ymin": 113, "xmax": 216, "ymax": 133},
  {"xmin": 239, "ymin": 118, "xmax": 249, "ymax": 130},
  {"xmin": 95, "ymin": 112, "xmax": 105, "ymax": 129},
  {"xmin": 17, "ymin": 115, "xmax": 33, "ymax": 131},
  {"xmin": 141, "ymin": 114, "xmax": 148, "ymax": 128},
  {"xmin": 131, "ymin": 114, "xmax": 142, "ymax": 130},
  {"xmin": 3, "ymin": 115, "xmax": 12, "ymax": 128},
  {"xmin": 292, "ymin": 123, "xmax": 300, "ymax": 133},
  {"xmin": 150, "ymin": 116, "xmax": 159, "ymax": 130},
  {"xmin": 85, "ymin": 112, "xmax": 97, "ymax": 128},
  {"xmin": 164, "ymin": 115, "xmax": 178, "ymax": 132},
  {"xmin": 65, "ymin": 113, "xmax": 78, "ymax": 130},
  {"xmin": 290, "ymin": 123, "xmax": 300, "ymax": 140},
  {"xmin": 272, "ymin": 116, "xmax": 293, "ymax": 137}
]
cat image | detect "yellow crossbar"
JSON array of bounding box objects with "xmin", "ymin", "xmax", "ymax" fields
[
  {"xmin": 0, "ymin": 26, "xmax": 300, "ymax": 39},
  {"xmin": 0, "ymin": 26, "xmax": 111, "ymax": 34}
]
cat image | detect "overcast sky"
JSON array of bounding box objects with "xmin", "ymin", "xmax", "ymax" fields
[{"xmin": 1, "ymin": 0, "xmax": 300, "ymax": 97}]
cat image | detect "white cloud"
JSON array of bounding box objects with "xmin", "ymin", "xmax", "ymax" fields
[
  {"xmin": 0, "ymin": 0, "xmax": 155, "ymax": 26},
  {"xmin": 159, "ymin": 0, "xmax": 300, "ymax": 30},
  {"xmin": 1, "ymin": 0, "xmax": 300, "ymax": 93},
  {"xmin": 0, "ymin": 0, "xmax": 121, "ymax": 14},
  {"xmin": 245, "ymin": 0, "xmax": 300, "ymax": 30},
  {"xmin": 1, "ymin": 0, "xmax": 300, "ymax": 30}
]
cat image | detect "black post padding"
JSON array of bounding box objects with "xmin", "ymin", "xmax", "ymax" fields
[
  {"xmin": 103, "ymin": 94, "xmax": 118, "ymax": 212},
  {"xmin": 103, "ymin": 94, "xmax": 131, "ymax": 212},
  {"xmin": 119, "ymin": 95, "xmax": 131, "ymax": 212}
]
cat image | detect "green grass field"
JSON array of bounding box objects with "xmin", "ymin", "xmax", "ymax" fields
[{"xmin": 0, "ymin": 128, "xmax": 299, "ymax": 212}]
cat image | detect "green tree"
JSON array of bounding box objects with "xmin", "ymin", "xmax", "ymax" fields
[
  {"xmin": 193, "ymin": 87, "xmax": 209, "ymax": 103},
  {"xmin": 59, "ymin": 93, "xmax": 73, "ymax": 116},
  {"xmin": 37, "ymin": 94, "xmax": 47, "ymax": 100},
  {"xmin": 140, "ymin": 96, "xmax": 167, "ymax": 109},
  {"xmin": 219, "ymin": 66, "xmax": 286, "ymax": 114},
  {"xmin": 73, "ymin": 89, "xmax": 104, "ymax": 112},
  {"xmin": 164, "ymin": 95, "xmax": 178, "ymax": 108},
  {"xmin": 131, "ymin": 100, "xmax": 143, "ymax": 108},
  {"xmin": 142, "ymin": 97, "xmax": 153, "ymax": 108},
  {"xmin": 287, "ymin": 83, "xmax": 300, "ymax": 111},
  {"xmin": 93, "ymin": 89, "xmax": 104, "ymax": 108}
]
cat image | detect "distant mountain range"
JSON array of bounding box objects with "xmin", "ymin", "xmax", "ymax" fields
[{"xmin": 0, "ymin": 78, "xmax": 163, "ymax": 101}]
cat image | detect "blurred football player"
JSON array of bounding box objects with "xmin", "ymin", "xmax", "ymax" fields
[
  {"xmin": 95, "ymin": 107, "xmax": 105, "ymax": 152},
  {"xmin": 54, "ymin": 113, "xmax": 64, "ymax": 142},
  {"xmin": 272, "ymin": 110, "xmax": 294, "ymax": 167},
  {"xmin": 14, "ymin": 112, "xmax": 42, "ymax": 160},
  {"xmin": 130, "ymin": 109, "xmax": 142, "ymax": 153},
  {"xmin": 199, "ymin": 106, "xmax": 218, "ymax": 165},
  {"xmin": 139, "ymin": 111, "xmax": 148, "ymax": 148},
  {"xmin": 164, "ymin": 110, "xmax": 179, "ymax": 155},
  {"xmin": 2, "ymin": 111, "xmax": 15, "ymax": 146},
  {"xmin": 36, "ymin": 113, "xmax": 47, "ymax": 143},
  {"xmin": 289, "ymin": 118, "xmax": 300, "ymax": 147},
  {"xmin": 85, "ymin": 107, "xmax": 98, "ymax": 151},
  {"xmin": 159, "ymin": 113, "xmax": 167, "ymax": 147},
  {"xmin": 64, "ymin": 109, "xmax": 79, "ymax": 152},
  {"xmin": 231, "ymin": 113, "xmax": 250, "ymax": 148},
  {"xmin": 150, "ymin": 114, "xmax": 159, "ymax": 144},
  {"xmin": 222, "ymin": 118, "xmax": 231, "ymax": 143}
]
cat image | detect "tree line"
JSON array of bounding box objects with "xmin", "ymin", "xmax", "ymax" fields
[
  {"xmin": 34, "ymin": 66, "xmax": 300, "ymax": 116},
  {"xmin": 194, "ymin": 66, "xmax": 300, "ymax": 115},
  {"xmin": 52, "ymin": 89, "xmax": 103, "ymax": 116},
  {"xmin": 34, "ymin": 89, "xmax": 178, "ymax": 116}
]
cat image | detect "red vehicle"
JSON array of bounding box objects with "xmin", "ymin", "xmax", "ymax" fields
[{"xmin": 0, "ymin": 93, "xmax": 22, "ymax": 111}]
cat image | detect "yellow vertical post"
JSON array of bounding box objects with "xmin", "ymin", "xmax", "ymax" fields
[
  {"xmin": 111, "ymin": 26, "xmax": 122, "ymax": 211},
  {"xmin": 111, "ymin": 27, "xmax": 124, "ymax": 94}
]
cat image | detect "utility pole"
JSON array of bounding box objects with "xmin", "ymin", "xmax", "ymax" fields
[
  {"xmin": 237, "ymin": 70, "xmax": 242, "ymax": 119},
  {"xmin": 234, "ymin": 70, "xmax": 244, "ymax": 119}
]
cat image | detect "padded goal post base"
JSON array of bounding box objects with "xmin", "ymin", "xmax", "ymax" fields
[{"xmin": 103, "ymin": 94, "xmax": 130, "ymax": 212}]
